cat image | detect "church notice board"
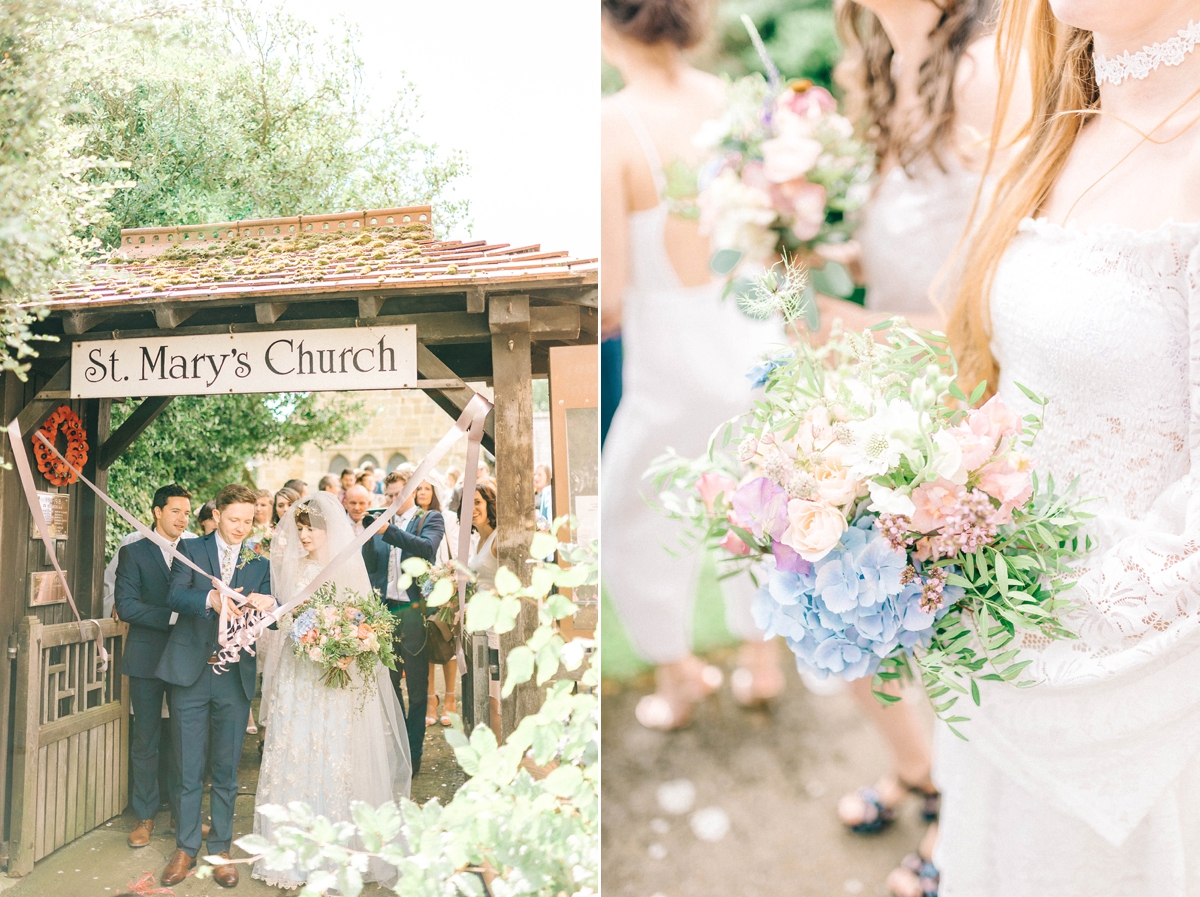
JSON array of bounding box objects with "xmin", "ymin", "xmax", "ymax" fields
[{"xmin": 548, "ymin": 345, "xmax": 598, "ymax": 640}]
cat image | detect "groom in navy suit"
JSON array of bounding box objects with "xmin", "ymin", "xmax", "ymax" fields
[
  {"xmin": 156, "ymin": 484, "xmax": 275, "ymax": 888},
  {"xmin": 114, "ymin": 483, "xmax": 193, "ymax": 849}
]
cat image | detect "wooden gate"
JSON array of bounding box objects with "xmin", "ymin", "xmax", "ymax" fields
[{"xmin": 8, "ymin": 616, "xmax": 128, "ymax": 875}]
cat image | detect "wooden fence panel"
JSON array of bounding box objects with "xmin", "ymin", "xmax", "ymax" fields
[{"xmin": 9, "ymin": 616, "xmax": 127, "ymax": 875}]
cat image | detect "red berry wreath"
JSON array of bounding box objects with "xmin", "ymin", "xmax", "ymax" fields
[{"xmin": 34, "ymin": 406, "xmax": 88, "ymax": 486}]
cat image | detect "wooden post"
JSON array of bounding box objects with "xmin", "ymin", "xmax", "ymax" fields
[
  {"xmin": 74, "ymin": 399, "xmax": 110, "ymax": 619},
  {"xmin": 489, "ymin": 295, "xmax": 540, "ymax": 738},
  {"xmin": 9, "ymin": 615, "xmax": 42, "ymax": 876}
]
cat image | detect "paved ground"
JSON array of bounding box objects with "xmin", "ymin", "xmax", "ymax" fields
[
  {"xmin": 601, "ymin": 646, "xmax": 934, "ymax": 897},
  {"xmin": 0, "ymin": 684, "xmax": 466, "ymax": 897}
]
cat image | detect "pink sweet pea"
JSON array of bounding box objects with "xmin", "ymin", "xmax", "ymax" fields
[
  {"xmin": 910, "ymin": 478, "xmax": 966, "ymax": 534},
  {"xmin": 952, "ymin": 397, "xmax": 1023, "ymax": 473},
  {"xmin": 719, "ymin": 529, "xmax": 753, "ymax": 557},
  {"xmin": 777, "ymin": 81, "xmax": 837, "ymax": 117},
  {"xmin": 976, "ymin": 453, "xmax": 1034, "ymax": 516},
  {"xmin": 697, "ymin": 472, "xmax": 739, "ymax": 514}
]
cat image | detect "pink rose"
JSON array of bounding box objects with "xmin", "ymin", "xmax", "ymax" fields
[
  {"xmin": 356, "ymin": 622, "xmax": 373, "ymax": 639},
  {"xmin": 975, "ymin": 395, "xmax": 1022, "ymax": 441},
  {"xmin": 697, "ymin": 472, "xmax": 739, "ymax": 515},
  {"xmin": 976, "ymin": 453, "xmax": 1034, "ymax": 512},
  {"xmin": 910, "ymin": 479, "xmax": 966, "ymax": 534},
  {"xmin": 778, "ymin": 180, "xmax": 827, "ymax": 242},
  {"xmin": 813, "ymin": 459, "xmax": 858, "ymax": 507},
  {"xmin": 780, "ymin": 499, "xmax": 847, "ymax": 562},
  {"xmin": 761, "ymin": 136, "xmax": 823, "ymax": 184},
  {"xmin": 777, "ymin": 81, "xmax": 837, "ymax": 118}
]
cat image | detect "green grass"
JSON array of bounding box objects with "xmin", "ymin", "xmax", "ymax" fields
[{"xmin": 601, "ymin": 550, "xmax": 738, "ymax": 683}]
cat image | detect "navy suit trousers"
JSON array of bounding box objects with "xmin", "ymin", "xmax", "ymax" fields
[
  {"xmin": 128, "ymin": 675, "xmax": 180, "ymax": 821},
  {"xmin": 170, "ymin": 662, "xmax": 250, "ymax": 856}
]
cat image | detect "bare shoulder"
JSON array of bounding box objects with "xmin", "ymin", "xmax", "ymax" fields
[{"xmin": 953, "ymin": 33, "xmax": 1031, "ymax": 169}]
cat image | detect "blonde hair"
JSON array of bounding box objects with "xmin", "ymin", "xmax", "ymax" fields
[{"xmin": 946, "ymin": 0, "xmax": 1097, "ymax": 394}]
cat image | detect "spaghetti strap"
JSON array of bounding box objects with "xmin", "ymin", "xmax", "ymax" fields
[{"xmin": 615, "ymin": 93, "xmax": 667, "ymax": 200}]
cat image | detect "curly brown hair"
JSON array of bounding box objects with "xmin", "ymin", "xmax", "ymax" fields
[
  {"xmin": 473, "ymin": 482, "xmax": 498, "ymax": 532},
  {"xmin": 835, "ymin": 0, "xmax": 995, "ymax": 172}
]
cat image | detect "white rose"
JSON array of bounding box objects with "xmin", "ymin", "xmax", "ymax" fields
[
  {"xmin": 761, "ymin": 136, "xmax": 823, "ymax": 183},
  {"xmin": 780, "ymin": 499, "xmax": 847, "ymax": 562},
  {"xmin": 813, "ymin": 459, "xmax": 858, "ymax": 507},
  {"xmin": 931, "ymin": 428, "xmax": 967, "ymax": 484}
]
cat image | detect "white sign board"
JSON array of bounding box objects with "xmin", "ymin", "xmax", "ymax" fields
[{"xmin": 71, "ymin": 325, "xmax": 417, "ymax": 398}]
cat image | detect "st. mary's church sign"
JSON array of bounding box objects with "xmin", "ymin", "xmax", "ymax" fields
[{"xmin": 71, "ymin": 325, "xmax": 418, "ymax": 398}]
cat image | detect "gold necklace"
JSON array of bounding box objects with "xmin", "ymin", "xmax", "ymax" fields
[{"xmin": 1059, "ymin": 82, "xmax": 1200, "ymax": 225}]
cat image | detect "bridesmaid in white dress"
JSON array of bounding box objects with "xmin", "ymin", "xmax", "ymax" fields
[
  {"xmin": 600, "ymin": 0, "xmax": 785, "ymax": 729},
  {"xmin": 935, "ymin": 1, "xmax": 1200, "ymax": 892}
]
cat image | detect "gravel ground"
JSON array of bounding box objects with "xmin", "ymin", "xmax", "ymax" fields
[{"xmin": 601, "ymin": 647, "xmax": 935, "ymax": 897}]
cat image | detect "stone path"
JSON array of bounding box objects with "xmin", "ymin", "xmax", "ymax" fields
[{"xmin": 601, "ymin": 647, "xmax": 935, "ymax": 897}]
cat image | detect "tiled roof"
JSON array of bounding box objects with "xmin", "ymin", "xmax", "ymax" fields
[{"xmin": 43, "ymin": 206, "xmax": 597, "ymax": 311}]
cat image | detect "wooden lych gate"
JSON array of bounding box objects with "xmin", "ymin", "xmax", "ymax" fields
[{"xmin": 0, "ymin": 206, "xmax": 597, "ymax": 871}]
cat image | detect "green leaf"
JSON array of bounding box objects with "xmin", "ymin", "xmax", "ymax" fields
[
  {"xmin": 711, "ymin": 248, "xmax": 743, "ymax": 276},
  {"xmin": 504, "ymin": 645, "xmax": 536, "ymax": 695},
  {"xmin": 466, "ymin": 591, "xmax": 500, "ymax": 632},
  {"xmin": 811, "ymin": 260, "xmax": 855, "ymax": 298},
  {"xmin": 425, "ymin": 576, "xmax": 454, "ymax": 607},
  {"xmin": 543, "ymin": 764, "xmax": 584, "ymax": 798},
  {"xmin": 529, "ymin": 532, "xmax": 558, "ymax": 560},
  {"xmin": 494, "ymin": 566, "xmax": 521, "ymax": 596}
]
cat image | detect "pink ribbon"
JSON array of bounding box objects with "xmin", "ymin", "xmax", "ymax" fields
[{"xmin": 13, "ymin": 394, "xmax": 494, "ymax": 674}]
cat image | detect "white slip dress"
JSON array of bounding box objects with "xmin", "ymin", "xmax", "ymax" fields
[
  {"xmin": 933, "ymin": 219, "xmax": 1200, "ymax": 895},
  {"xmin": 601, "ymin": 95, "xmax": 781, "ymax": 664},
  {"xmin": 857, "ymin": 156, "xmax": 981, "ymax": 314}
]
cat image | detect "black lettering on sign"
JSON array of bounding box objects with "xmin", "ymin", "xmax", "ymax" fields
[
  {"xmin": 265, "ymin": 340, "xmax": 293, "ymax": 375},
  {"xmin": 339, "ymin": 347, "xmax": 352, "ymax": 373},
  {"xmin": 109, "ymin": 351, "xmax": 126, "ymax": 382},
  {"xmin": 317, "ymin": 349, "xmax": 335, "ymax": 374},
  {"xmin": 204, "ymin": 353, "xmax": 227, "ymax": 388},
  {"xmin": 169, "ymin": 355, "xmax": 187, "ymax": 379},
  {"xmin": 141, "ymin": 346, "xmax": 166, "ymax": 380},
  {"xmin": 378, "ymin": 336, "xmax": 395, "ymax": 372},
  {"xmin": 85, "ymin": 348, "xmax": 107, "ymax": 383},
  {"xmin": 298, "ymin": 341, "xmax": 314, "ymax": 375},
  {"xmin": 235, "ymin": 350, "xmax": 251, "ymax": 378},
  {"xmin": 353, "ymin": 346, "xmax": 374, "ymax": 372}
]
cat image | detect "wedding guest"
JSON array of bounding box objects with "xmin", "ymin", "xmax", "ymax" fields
[
  {"xmin": 196, "ymin": 500, "xmax": 218, "ymax": 536},
  {"xmin": 931, "ymin": 1, "xmax": 1200, "ymax": 890},
  {"xmin": 271, "ymin": 486, "xmax": 299, "ymax": 528},
  {"xmin": 247, "ymin": 489, "xmax": 272, "ymax": 553},
  {"xmin": 362, "ymin": 461, "xmax": 384, "ymax": 494},
  {"xmin": 318, "ymin": 474, "xmax": 339, "ymax": 495},
  {"xmin": 534, "ymin": 464, "xmax": 553, "ymax": 526},
  {"xmin": 375, "ymin": 466, "xmax": 445, "ymax": 775},
  {"xmin": 824, "ymin": 2, "xmax": 1030, "ymax": 889},
  {"xmin": 115, "ymin": 484, "xmax": 192, "ymax": 849},
  {"xmin": 345, "ymin": 484, "xmax": 388, "ymax": 596},
  {"xmin": 445, "ymin": 467, "xmax": 461, "ymax": 492},
  {"xmin": 339, "ymin": 467, "xmax": 356, "ymax": 497},
  {"xmin": 467, "ymin": 481, "xmax": 502, "ymax": 739},
  {"xmin": 415, "ymin": 477, "xmax": 457, "ymax": 728},
  {"xmin": 283, "ymin": 477, "xmax": 308, "ymax": 499},
  {"xmin": 601, "ymin": 0, "xmax": 784, "ymax": 730},
  {"xmin": 356, "ymin": 469, "xmax": 377, "ymax": 495}
]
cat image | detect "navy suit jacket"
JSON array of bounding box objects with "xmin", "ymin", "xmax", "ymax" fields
[
  {"xmin": 374, "ymin": 509, "xmax": 445, "ymax": 607},
  {"xmin": 114, "ymin": 536, "xmax": 175, "ymax": 679},
  {"xmin": 155, "ymin": 532, "xmax": 272, "ymax": 701}
]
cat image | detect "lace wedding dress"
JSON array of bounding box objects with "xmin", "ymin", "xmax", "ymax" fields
[
  {"xmin": 252, "ymin": 493, "xmax": 411, "ymax": 889},
  {"xmin": 933, "ymin": 219, "xmax": 1200, "ymax": 894}
]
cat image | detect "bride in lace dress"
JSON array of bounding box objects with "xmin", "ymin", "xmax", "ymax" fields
[
  {"xmin": 934, "ymin": 1, "xmax": 1200, "ymax": 893},
  {"xmin": 252, "ymin": 492, "xmax": 411, "ymax": 888}
]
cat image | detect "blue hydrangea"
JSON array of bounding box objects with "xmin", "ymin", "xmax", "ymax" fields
[
  {"xmin": 752, "ymin": 520, "xmax": 960, "ymax": 681},
  {"xmin": 290, "ymin": 608, "xmax": 318, "ymax": 642}
]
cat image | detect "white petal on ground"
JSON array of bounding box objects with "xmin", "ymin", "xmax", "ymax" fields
[
  {"xmin": 690, "ymin": 807, "xmax": 731, "ymax": 842},
  {"xmin": 656, "ymin": 779, "xmax": 697, "ymax": 815},
  {"xmin": 648, "ymin": 843, "xmax": 668, "ymax": 860}
]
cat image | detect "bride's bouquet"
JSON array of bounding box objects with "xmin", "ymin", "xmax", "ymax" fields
[
  {"xmin": 695, "ymin": 16, "xmax": 875, "ymax": 323},
  {"xmin": 650, "ymin": 323, "xmax": 1092, "ymax": 731},
  {"xmin": 290, "ymin": 583, "xmax": 397, "ymax": 689}
]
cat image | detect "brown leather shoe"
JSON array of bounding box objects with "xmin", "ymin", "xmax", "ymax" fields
[
  {"xmin": 211, "ymin": 851, "xmax": 239, "ymax": 888},
  {"xmin": 160, "ymin": 848, "xmax": 195, "ymax": 885},
  {"xmin": 127, "ymin": 818, "xmax": 154, "ymax": 848}
]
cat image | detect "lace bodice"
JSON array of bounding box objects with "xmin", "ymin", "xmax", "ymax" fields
[
  {"xmin": 857, "ymin": 157, "xmax": 980, "ymax": 314},
  {"xmin": 933, "ymin": 220, "xmax": 1200, "ymax": 882}
]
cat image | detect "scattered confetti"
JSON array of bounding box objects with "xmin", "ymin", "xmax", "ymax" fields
[
  {"xmin": 844, "ymin": 879, "xmax": 864, "ymax": 894},
  {"xmin": 649, "ymin": 817, "xmax": 670, "ymax": 835},
  {"xmin": 690, "ymin": 807, "xmax": 730, "ymax": 842},
  {"xmin": 648, "ymin": 843, "xmax": 668, "ymax": 861},
  {"xmin": 656, "ymin": 779, "xmax": 696, "ymax": 815}
]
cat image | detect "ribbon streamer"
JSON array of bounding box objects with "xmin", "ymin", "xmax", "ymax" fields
[
  {"xmin": 6, "ymin": 419, "xmax": 109, "ymax": 672},
  {"xmin": 15, "ymin": 394, "xmax": 494, "ymax": 674}
]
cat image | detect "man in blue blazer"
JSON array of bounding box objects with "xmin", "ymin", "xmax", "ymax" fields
[
  {"xmin": 156, "ymin": 484, "xmax": 275, "ymax": 888},
  {"xmin": 373, "ymin": 466, "xmax": 444, "ymax": 776},
  {"xmin": 114, "ymin": 484, "xmax": 193, "ymax": 849}
]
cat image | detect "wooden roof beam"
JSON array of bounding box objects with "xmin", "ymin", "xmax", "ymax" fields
[
  {"xmin": 154, "ymin": 306, "xmax": 198, "ymax": 329},
  {"xmin": 63, "ymin": 311, "xmax": 112, "ymax": 335},
  {"xmin": 416, "ymin": 344, "xmax": 495, "ymax": 454},
  {"xmin": 15, "ymin": 362, "xmax": 72, "ymax": 436},
  {"xmin": 98, "ymin": 396, "xmax": 174, "ymax": 469},
  {"xmin": 255, "ymin": 302, "xmax": 288, "ymax": 324}
]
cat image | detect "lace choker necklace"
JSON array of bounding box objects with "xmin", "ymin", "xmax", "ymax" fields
[{"xmin": 1094, "ymin": 20, "xmax": 1200, "ymax": 86}]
